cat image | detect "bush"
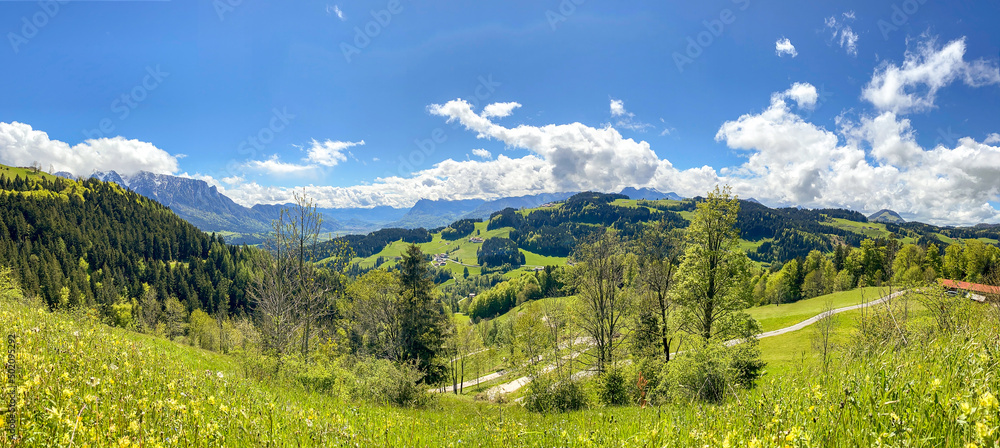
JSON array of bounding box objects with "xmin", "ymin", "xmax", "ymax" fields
[
  {"xmin": 598, "ymin": 368, "xmax": 629, "ymax": 406},
  {"xmin": 728, "ymin": 340, "xmax": 766, "ymax": 389},
  {"xmin": 633, "ymin": 357, "xmax": 664, "ymax": 405},
  {"xmin": 348, "ymin": 358, "xmax": 428, "ymax": 407},
  {"xmin": 659, "ymin": 343, "xmax": 730, "ymax": 403},
  {"xmin": 524, "ymin": 376, "xmax": 588, "ymax": 413}
]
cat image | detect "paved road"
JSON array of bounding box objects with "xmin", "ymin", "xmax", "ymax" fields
[
  {"xmin": 446, "ymin": 290, "xmax": 907, "ymax": 397},
  {"xmin": 431, "ymin": 338, "xmax": 591, "ymax": 394},
  {"xmin": 735, "ymin": 290, "xmax": 906, "ymax": 343}
]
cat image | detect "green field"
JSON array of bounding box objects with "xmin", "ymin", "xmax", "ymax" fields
[
  {"xmin": 349, "ymin": 221, "xmax": 568, "ymax": 278},
  {"xmin": 827, "ymin": 218, "xmax": 894, "ymax": 238},
  {"xmin": 747, "ymin": 286, "xmax": 885, "ymax": 332},
  {"xmin": 0, "ymin": 165, "xmax": 64, "ymax": 183}
]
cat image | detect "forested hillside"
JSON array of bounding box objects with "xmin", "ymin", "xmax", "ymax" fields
[{"xmin": 0, "ymin": 166, "xmax": 256, "ymax": 324}]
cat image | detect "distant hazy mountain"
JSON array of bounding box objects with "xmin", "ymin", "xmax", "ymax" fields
[
  {"xmin": 53, "ymin": 171, "xmax": 76, "ymax": 180},
  {"xmin": 619, "ymin": 187, "xmax": 683, "ymax": 201},
  {"xmin": 74, "ymin": 170, "xmax": 580, "ymax": 238},
  {"xmin": 249, "ymin": 204, "xmax": 406, "ymax": 233},
  {"xmin": 869, "ymin": 209, "xmax": 905, "ymax": 224},
  {"xmin": 390, "ymin": 198, "xmax": 488, "ymax": 229},
  {"xmin": 461, "ymin": 192, "xmax": 577, "ymax": 220}
]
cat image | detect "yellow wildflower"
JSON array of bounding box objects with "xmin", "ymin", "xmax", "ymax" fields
[
  {"xmin": 980, "ymin": 391, "xmax": 998, "ymax": 410},
  {"xmin": 961, "ymin": 402, "xmax": 973, "ymax": 416},
  {"xmin": 976, "ymin": 421, "xmax": 994, "ymax": 439}
]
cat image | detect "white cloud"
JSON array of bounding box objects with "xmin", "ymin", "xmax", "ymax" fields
[
  {"xmin": 306, "ymin": 139, "xmax": 364, "ymax": 167},
  {"xmin": 328, "ymin": 4, "xmax": 345, "ymax": 20},
  {"xmin": 481, "ymin": 102, "xmax": 521, "ymax": 119},
  {"xmin": 0, "ymin": 121, "xmax": 180, "ymax": 176},
  {"xmin": 471, "ymin": 148, "xmax": 492, "ymax": 159},
  {"xmin": 610, "ymin": 99, "xmax": 627, "ymax": 117},
  {"xmin": 607, "ymin": 99, "xmax": 653, "ymax": 132},
  {"xmin": 825, "ymin": 14, "xmax": 859, "ymax": 56},
  {"xmin": 245, "ymin": 156, "xmax": 316, "ymax": 176},
  {"xmin": 782, "ymin": 82, "xmax": 819, "ymax": 109},
  {"xmin": 839, "ymin": 29, "xmax": 858, "ymax": 56},
  {"xmin": 209, "ymin": 89, "xmax": 1000, "ymax": 225},
  {"xmin": 862, "ymin": 37, "xmax": 1000, "ymax": 114},
  {"xmin": 430, "ymin": 99, "xmax": 662, "ymax": 190},
  {"xmin": 221, "ymin": 154, "xmax": 557, "ymax": 209},
  {"xmin": 713, "ymin": 83, "xmax": 1000, "ymax": 225},
  {"xmin": 775, "ymin": 38, "xmax": 798, "ymax": 57},
  {"xmin": 985, "ymin": 133, "xmax": 1000, "ymax": 145}
]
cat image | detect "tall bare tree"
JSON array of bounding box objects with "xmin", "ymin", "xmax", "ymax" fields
[
  {"xmin": 248, "ymin": 239, "xmax": 301, "ymax": 364},
  {"xmin": 637, "ymin": 220, "xmax": 684, "ymax": 362},
  {"xmin": 283, "ymin": 192, "xmax": 326, "ymax": 361},
  {"xmin": 573, "ymin": 228, "xmax": 632, "ymax": 374}
]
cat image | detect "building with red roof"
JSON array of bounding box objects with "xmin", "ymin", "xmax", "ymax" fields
[{"xmin": 938, "ymin": 279, "xmax": 1000, "ymax": 302}]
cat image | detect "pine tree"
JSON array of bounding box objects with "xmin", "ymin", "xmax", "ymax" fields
[{"xmin": 398, "ymin": 244, "xmax": 448, "ymax": 383}]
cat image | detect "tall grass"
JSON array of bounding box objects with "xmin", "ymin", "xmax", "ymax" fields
[{"xmin": 1, "ymin": 288, "xmax": 997, "ymax": 446}]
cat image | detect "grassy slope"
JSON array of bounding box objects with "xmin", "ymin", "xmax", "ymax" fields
[
  {"xmin": 0, "ymin": 166, "xmax": 63, "ymax": 183},
  {"xmin": 352, "ymin": 221, "xmax": 569, "ymax": 278},
  {"xmin": 6, "ymin": 285, "xmax": 998, "ymax": 447},
  {"xmin": 746, "ymin": 287, "xmax": 884, "ymax": 332}
]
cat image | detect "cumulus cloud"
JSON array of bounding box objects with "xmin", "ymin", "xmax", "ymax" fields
[
  {"xmin": 430, "ymin": 100, "xmax": 662, "ymax": 190},
  {"xmin": 714, "ymin": 83, "xmax": 1000, "ymax": 225},
  {"xmin": 471, "ymin": 148, "xmax": 492, "ymax": 160},
  {"xmin": 0, "ymin": 121, "xmax": 180, "ymax": 176},
  {"xmin": 825, "ymin": 13, "xmax": 859, "ymax": 56},
  {"xmin": 222, "ymin": 154, "xmax": 556, "ymax": 209},
  {"xmin": 481, "ymin": 102, "xmax": 521, "ymax": 119},
  {"xmin": 862, "ymin": 37, "xmax": 1000, "ymax": 114},
  {"xmin": 610, "ymin": 99, "xmax": 627, "ymax": 117},
  {"xmin": 775, "ymin": 38, "xmax": 798, "ymax": 57},
  {"xmin": 212, "ymin": 86, "xmax": 1000, "ymax": 225},
  {"xmin": 306, "ymin": 139, "xmax": 364, "ymax": 167},
  {"xmin": 986, "ymin": 133, "xmax": 1000, "ymax": 145},
  {"xmin": 782, "ymin": 82, "xmax": 819, "ymax": 109}
]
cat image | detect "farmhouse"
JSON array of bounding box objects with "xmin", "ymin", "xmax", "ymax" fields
[{"xmin": 938, "ymin": 279, "xmax": 1000, "ymax": 303}]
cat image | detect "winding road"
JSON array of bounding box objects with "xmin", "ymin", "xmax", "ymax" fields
[{"xmin": 437, "ymin": 290, "xmax": 908, "ymax": 397}]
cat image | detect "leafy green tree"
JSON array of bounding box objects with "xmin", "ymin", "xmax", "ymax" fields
[
  {"xmin": 925, "ymin": 243, "xmax": 943, "ymax": 275},
  {"xmin": 347, "ymin": 269, "xmax": 404, "ymax": 361},
  {"xmin": 892, "ymin": 244, "xmax": 925, "ymax": 285},
  {"xmin": 674, "ymin": 186, "xmax": 754, "ymax": 341},
  {"xmin": 943, "ymin": 244, "xmax": 965, "ymax": 280}
]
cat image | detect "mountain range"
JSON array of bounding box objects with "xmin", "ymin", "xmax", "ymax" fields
[{"xmin": 59, "ymin": 170, "xmax": 683, "ymax": 242}]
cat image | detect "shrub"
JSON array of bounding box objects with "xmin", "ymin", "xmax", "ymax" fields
[
  {"xmin": 598, "ymin": 368, "xmax": 629, "ymax": 406},
  {"xmin": 525, "ymin": 376, "xmax": 588, "ymax": 413},
  {"xmin": 659, "ymin": 343, "xmax": 730, "ymax": 403},
  {"xmin": 728, "ymin": 340, "xmax": 766, "ymax": 389},
  {"xmin": 348, "ymin": 358, "xmax": 428, "ymax": 407}
]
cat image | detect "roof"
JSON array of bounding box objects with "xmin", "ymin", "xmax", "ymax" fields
[{"xmin": 938, "ymin": 279, "xmax": 1000, "ymax": 295}]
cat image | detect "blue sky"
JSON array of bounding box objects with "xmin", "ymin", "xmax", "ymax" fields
[{"xmin": 1, "ymin": 0, "xmax": 999, "ymax": 224}]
